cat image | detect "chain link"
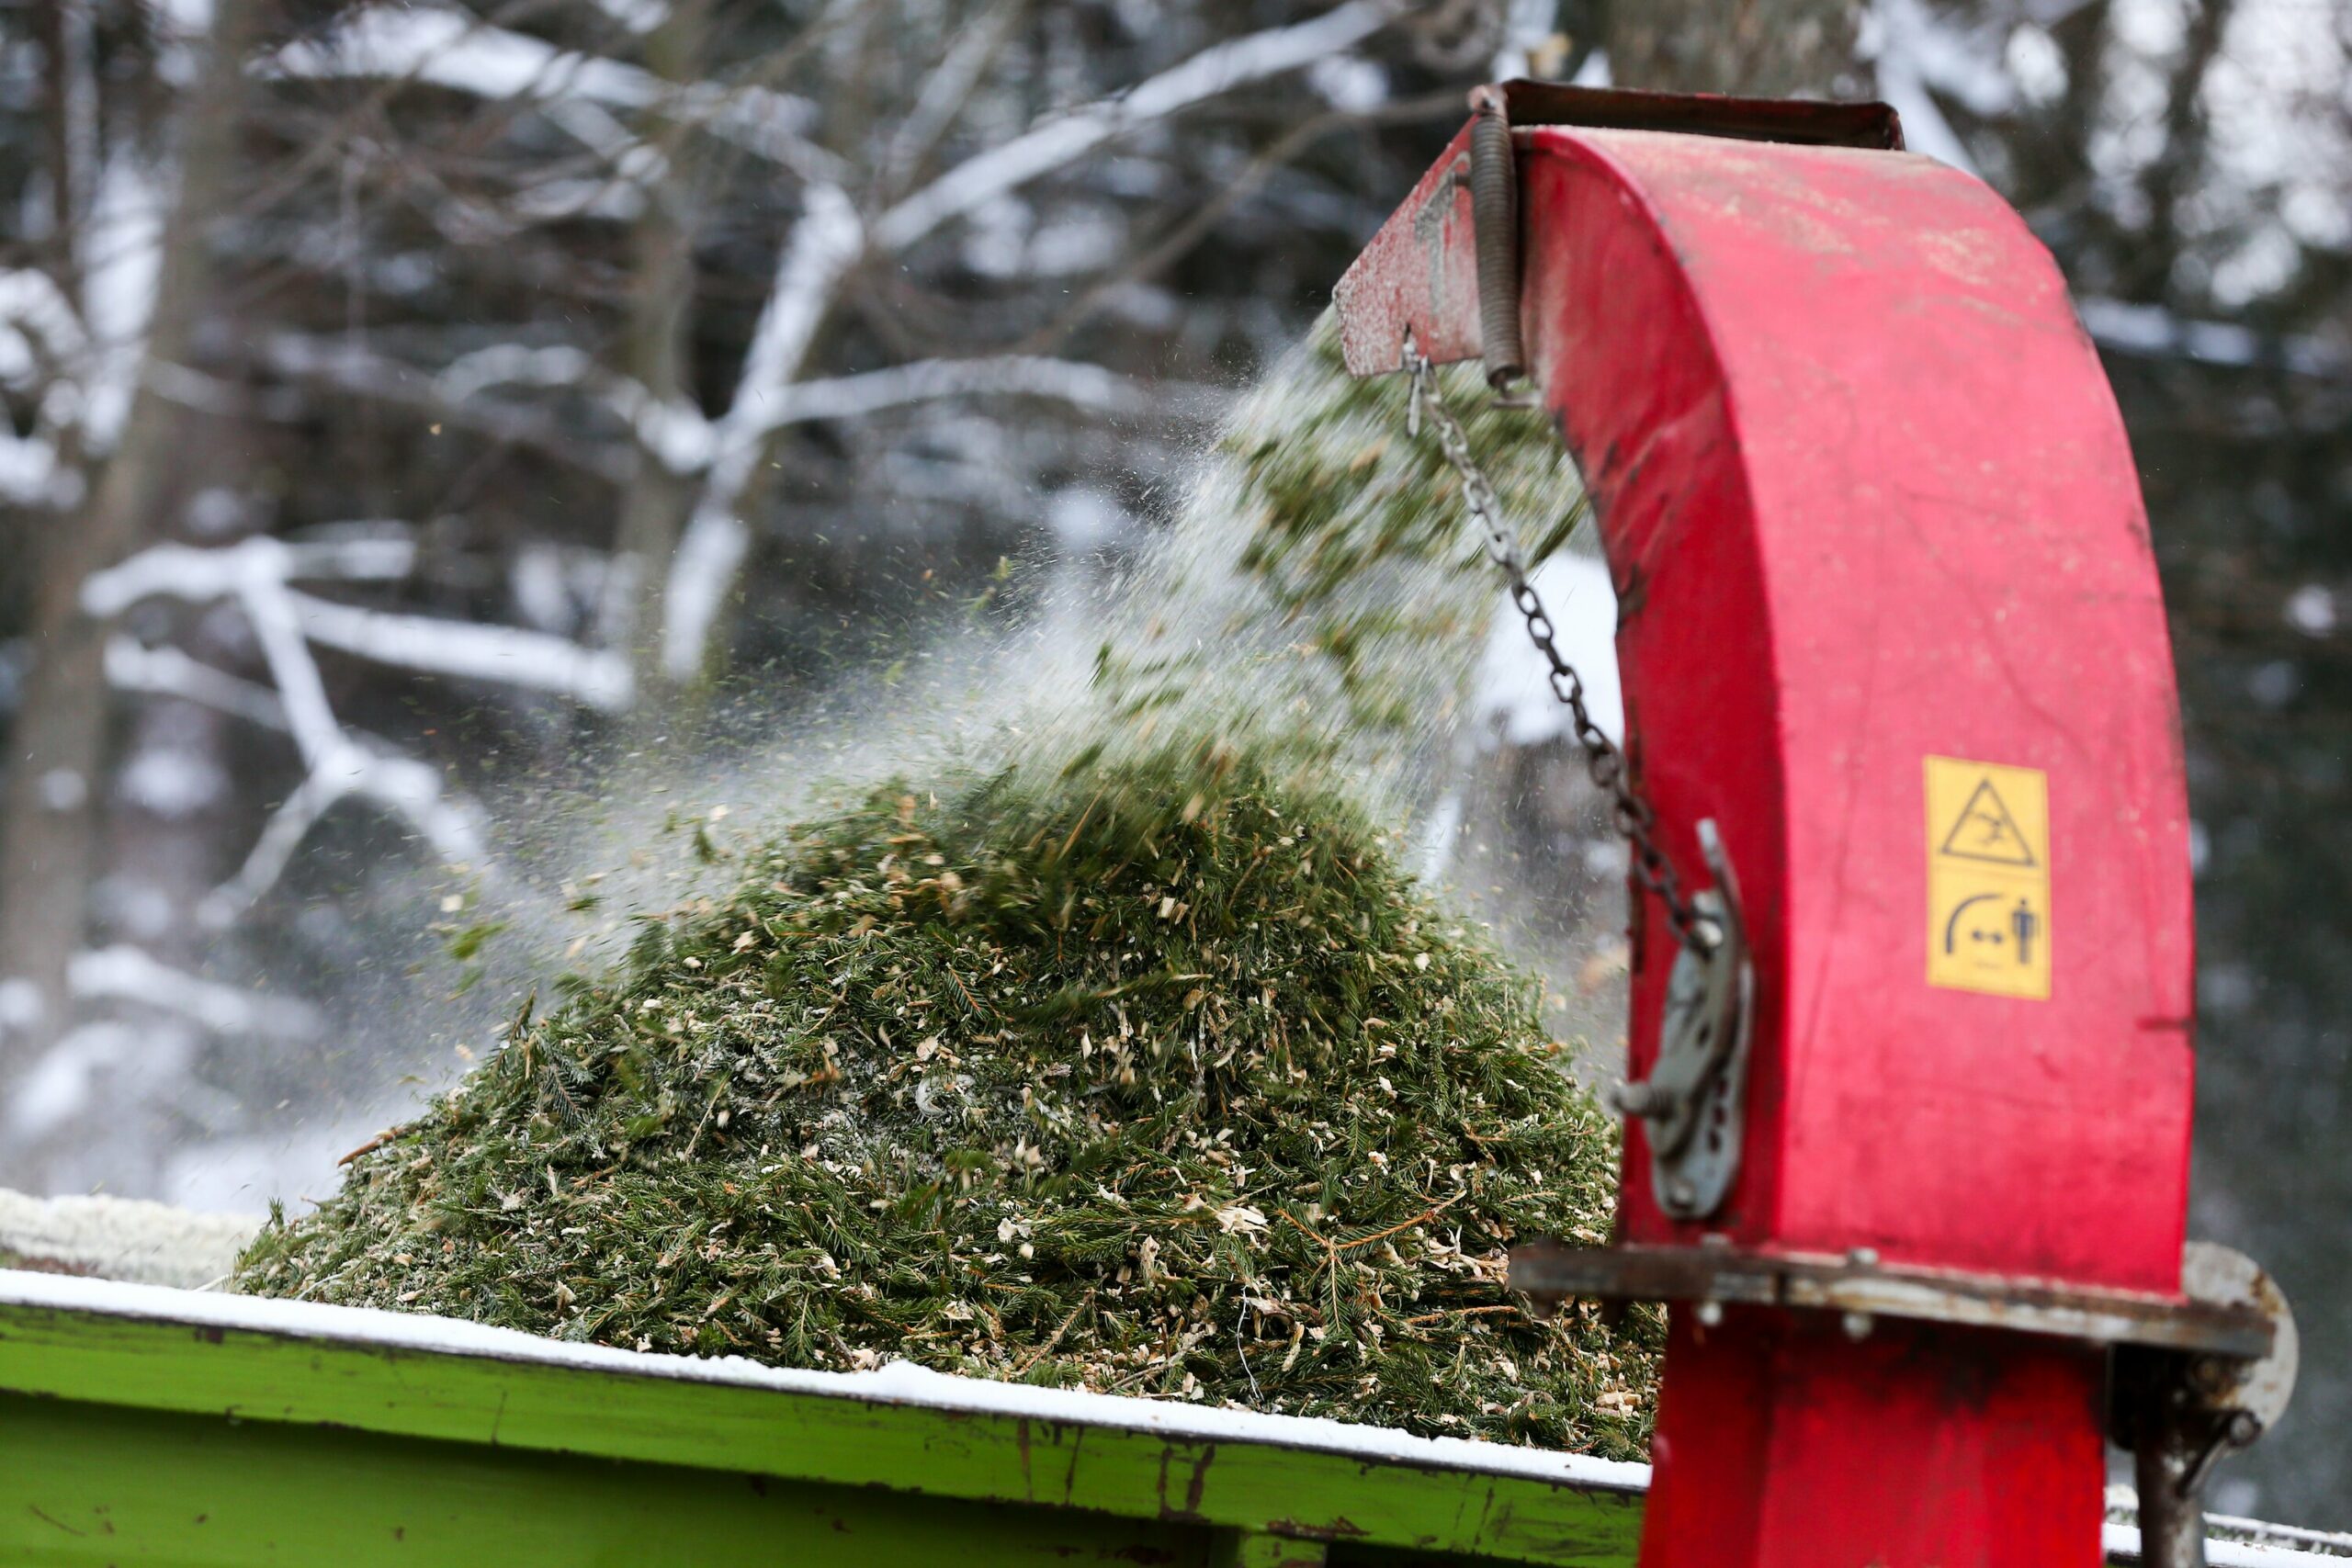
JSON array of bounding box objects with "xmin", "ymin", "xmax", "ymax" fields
[{"xmin": 1405, "ymin": 348, "xmax": 1719, "ymax": 955}]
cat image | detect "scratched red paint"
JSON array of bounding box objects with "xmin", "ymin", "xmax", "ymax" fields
[{"xmin": 1338, "ymin": 101, "xmax": 2193, "ymax": 1568}]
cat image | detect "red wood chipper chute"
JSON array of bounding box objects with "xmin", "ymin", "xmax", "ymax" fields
[{"xmin": 1333, "ymin": 83, "xmax": 2297, "ymax": 1568}]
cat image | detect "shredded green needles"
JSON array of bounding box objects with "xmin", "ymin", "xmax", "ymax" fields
[
  {"xmin": 239, "ymin": 311, "xmax": 1653, "ymax": 1458},
  {"xmin": 237, "ymin": 740, "xmax": 1655, "ymax": 1456}
]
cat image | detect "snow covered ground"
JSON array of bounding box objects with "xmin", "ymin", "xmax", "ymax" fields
[{"xmin": 0, "ymin": 1190, "xmax": 254, "ymax": 1287}]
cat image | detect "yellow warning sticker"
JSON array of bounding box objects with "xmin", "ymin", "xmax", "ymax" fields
[{"xmin": 1925, "ymin": 756, "xmax": 2051, "ymax": 999}]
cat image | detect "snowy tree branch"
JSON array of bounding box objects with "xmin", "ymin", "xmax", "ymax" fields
[
  {"xmin": 77, "ymin": 535, "xmax": 638, "ymax": 919},
  {"xmin": 718, "ymin": 182, "xmax": 865, "ymax": 465},
  {"xmin": 436, "ymin": 343, "xmax": 1197, "ymax": 491},
  {"xmin": 288, "ymin": 590, "xmax": 634, "ymax": 709},
  {"xmin": 200, "ymin": 743, "xmax": 482, "ymax": 931},
  {"xmin": 655, "ymin": 355, "xmax": 1193, "ymax": 679},
  {"xmin": 657, "ymin": 179, "xmax": 860, "ymax": 677},
  {"xmin": 84, "ymin": 538, "xmax": 633, "ymax": 711},
  {"xmin": 103, "ymin": 637, "xmax": 292, "ymax": 732},
  {"xmin": 872, "ymin": 0, "xmax": 1405, "ymax": 253},
  {"xmin": 0, "ymin": 268, "xmax": 90, "ymax": 378},
  {"xmin": 746, "ymin": 355, "xmax": 1187, "ymax": 431},
  {"xmin": 263, "ymin": 6, "xmax": 845, "ymax": 184},
  {"xmin": 659, "ymin": 6, "xmax": 1398, "ymax": 678},
  {"xmin": 0, "ymin": 166, "xmax": 161, "ymax": 501},
  {"xmin": 879, "ymin": 0, "xmax": 1025, "ymax": 194},
  {"xmin": 273, "ymin": 4, "xmax": 1406, "ymax": 686},
  {"xmin": 69, "ymin": 946, "xmax": 321, "ymax": 1040},
  {"xmin": 2076, "ymin": 298, "xmax": 2352, "ymax": 381},
  {"xmin": 259, "ymin": 333, "xmax": 636, "ymax": 482},
  {"xmin": 76, "ymin": 152, "xmax": 166, "ymax": 456},
  {"xmin": 435, "ymin": 343, "xmax": 715, "ymax": 471},
  {"xmin": 0, "ymin": 434, "xmax": 65, "ymax": 505}
]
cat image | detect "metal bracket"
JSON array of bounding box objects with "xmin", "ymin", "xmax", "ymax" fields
[
  {"xmin": 1610, "ymin": 820, "xmax": 1753, "ymax": 1220},
  {"xmin": 1487, "ymin": 80, "xmax": 1905, "ymax": 152},
  {"xmin": 1465, "ymin": 85, "xmax": 1523, "ymax": 391},
  {"xmin": 2112, "ymin": 1244, "xmax": 2300, "ymax": 1568},
  {"xmin": 1452, "ymin": 78, "xmax": 1905, "ymax": 394},
  {"xmin": 1508, "ymin": 1240, "xmax": 2278, "ymax": 1359},
  {"xmin": 1512, "ymin": 1236, "xmax": 2296, "ymax": 1568}
]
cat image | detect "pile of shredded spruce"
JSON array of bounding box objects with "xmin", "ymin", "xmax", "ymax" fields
[{"xmin": 237, "ymin": 739, "xmax": 1656, "ymax": 1455}]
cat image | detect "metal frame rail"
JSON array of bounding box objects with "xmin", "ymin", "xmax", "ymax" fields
[{"xmin": 2, "ymin": 1272, "xmax": 2337, "ymax": 1566}]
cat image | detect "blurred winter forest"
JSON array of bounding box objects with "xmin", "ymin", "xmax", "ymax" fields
[{"xmin": 0, "ymin": 0, "xmax": 2346, "ymax": 1524}]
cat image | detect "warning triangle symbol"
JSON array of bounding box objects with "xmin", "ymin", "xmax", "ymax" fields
[{"xmin": 1938, "ymin": 779, "xmax": 2038, "ymax": 866}]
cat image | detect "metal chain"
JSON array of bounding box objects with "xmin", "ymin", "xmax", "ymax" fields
[{"xmin": 1405, "ymin": 348, "xmax": 1720, "ymax": 955}]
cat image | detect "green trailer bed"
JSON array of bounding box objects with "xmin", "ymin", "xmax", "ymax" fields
[{"xmin": 0, "ymin": 1270, "xmax": 2335, "ymax": 1565}]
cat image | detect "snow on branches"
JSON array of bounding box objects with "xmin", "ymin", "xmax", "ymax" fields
[
  {"xmin": 262, "ymin": 0, "xmax": 1409, "ymax": 679},
  {"xmin": 84, "ymin": 534, "xmax": 628, "ymax": 927}
]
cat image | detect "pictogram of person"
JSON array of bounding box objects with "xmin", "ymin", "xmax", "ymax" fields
[{"xmin": 2009, "ymin": 898, "xmax": 2039, "ymax": 966}]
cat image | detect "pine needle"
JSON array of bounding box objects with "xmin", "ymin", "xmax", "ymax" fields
[{"xmin": 235, "ymin": 737, "xmax": 1657, "ymax": 1458}]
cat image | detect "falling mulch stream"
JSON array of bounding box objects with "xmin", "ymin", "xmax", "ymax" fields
[{"xmin": 238, "ymin": 317, "xmax": 1657, "ymax": 1459}]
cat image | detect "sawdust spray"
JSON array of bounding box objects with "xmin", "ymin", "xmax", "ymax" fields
[{"xmin": 235, "ymin": 313, "xmax": 1657, "ymax": 1453}]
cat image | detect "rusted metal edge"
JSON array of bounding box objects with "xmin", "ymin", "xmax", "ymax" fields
[
  {"xmin": 1497, "ymin": 81, "xmax": 1905, "ymax": 152},
  {"xmin": 1509, "ymin": 1242, "xmax": 2273, "ymax": 1359}
]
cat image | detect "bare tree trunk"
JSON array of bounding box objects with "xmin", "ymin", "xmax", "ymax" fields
[
  {"xmin": 603, "ymin": 0, "xmax": 710, "ymax": 715},
  {"xmin": 1603, "ymin": 0, "xmax": 1861, "ymax": 96},
  {"xmin": 30, "ymin": 0, "xmax": 91, "ymax": 301},
  {"xmin": 2128, "ymin": 0, "xmax": 2233, "ymax": 300},
  {"xmin": 0, "ymin": 0, "xmax": 255, "ymax": 1101}
]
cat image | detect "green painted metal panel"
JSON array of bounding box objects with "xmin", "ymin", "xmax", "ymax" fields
[
  {"xmin": 1216, "ymin": 1533, "xmax": 1330, "ymax": 1568},
  {"xmin": 0, "ymin": 1281, "xmax": 1645, "ymax": 1567},
  {"xmin": 0, "ymin": 1279, "xmax": 2327, "ymax": 1566},
  {"xmin": 2, "ymin": 1392, "xmax": 1221, "ymax": 1567}
]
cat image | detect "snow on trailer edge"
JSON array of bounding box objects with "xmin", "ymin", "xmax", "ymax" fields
[
  {"xmin": 0, "ymin": 1268, "xmax": 1645, "ymax": 1491},
  {"xmin": 6, "ymin": 1269, "xmax": 2344, "ymax": 1562}
]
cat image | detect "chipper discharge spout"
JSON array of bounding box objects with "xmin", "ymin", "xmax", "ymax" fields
[{"xmin": 1334, "ymin": 83, "xmax": 2296, "ymax": 1568}]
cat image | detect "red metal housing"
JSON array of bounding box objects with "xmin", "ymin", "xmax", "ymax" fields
[{"xmin": 1338, "ymin": 86, "xmax": 2195, "ymax": 1567}]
